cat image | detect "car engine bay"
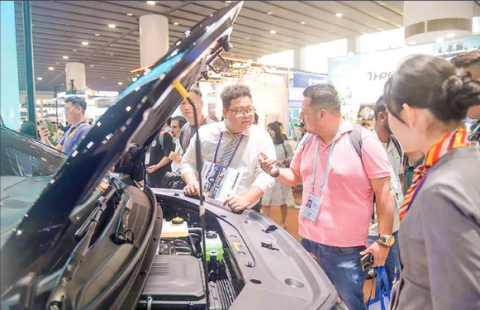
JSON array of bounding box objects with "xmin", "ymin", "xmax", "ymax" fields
[{"xmin": 137, "ymin": 198, "xmax": 243, "ymax": 310}]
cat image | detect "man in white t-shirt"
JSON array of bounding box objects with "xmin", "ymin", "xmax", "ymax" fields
[{"xmin": 369, "ymin": 95, "xmax": 404, "ymax": 286}]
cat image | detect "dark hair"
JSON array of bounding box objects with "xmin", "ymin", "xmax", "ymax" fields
[
  {"xmin": 384, "ymin": 54, "xmax": 480, "ymax": 123},
  {"xmin": 303, "ymin": 84, "xmax": 340, "ymax": 113},
  {"xmin": 267, "ymin": 122, "xmax": 284, "ymax": 145},
  {"xmin": 65, "ymin": 97, "xmax": 87, "ymax": 114},
  {"xmin": 166, "ymin": 117, "xmax": 172, "ymax": 127},
  {"xmin": 254, "ymin": 112, "xmax": 259, "ymax": 125},
  {"xmin": 172, "ymin": 115, "xmax": 187, "ymax": 129},
  {"xmin": 374, "ymin": 95, "xmax": 387, "ymax": 121},
  {"xmin": 220, "ymin": 85, "xmax": 252, "ymax": 110},
  {"xmin": 189, "ymin": 86, "xmax": 202, "ymax": 99},
  {"xmin": 450, "ymin": 50, "xmax": 480, "ymax": 69},
  {"xmin": 20, "ymin": 121, "xmax": 37, "ymax": 138}
]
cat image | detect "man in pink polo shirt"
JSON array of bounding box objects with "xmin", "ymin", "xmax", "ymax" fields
[{"xmin": 259, "ymin": 84, "xmax": 394, "ymax": 310}]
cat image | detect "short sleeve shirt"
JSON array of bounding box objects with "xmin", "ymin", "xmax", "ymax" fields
[
  {"xmin": 290, "ymin": 121, "xmax": 391, "ymax": 247},
  {"xmin": 59, "ymin": 121, "xmax": 91, "ymax": 154}
]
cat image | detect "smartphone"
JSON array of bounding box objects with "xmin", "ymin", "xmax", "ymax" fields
[
  {"xmin": 361, "ymin": 253, "xmax": 374, "ymax": 272},
  {"xmin": 36, "ymin": 119, "xmax": 47, "ymax": 130}
]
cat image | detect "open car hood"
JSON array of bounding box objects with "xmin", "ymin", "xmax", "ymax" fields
[{"xmin": 1, "ymin": 1, "xmax": 243, "ymax": 295}]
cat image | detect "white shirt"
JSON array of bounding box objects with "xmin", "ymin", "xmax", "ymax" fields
[
  {"xmin": 180, "ymin": 122, "xmax": 276, "ymax": 206},
  {"xmin": 171, "ymin": 137, "xmax": 182, "ymax": 172},
  {"xmin": 369, "ymin": 132, "xmax": 404, "ymax": 235}
]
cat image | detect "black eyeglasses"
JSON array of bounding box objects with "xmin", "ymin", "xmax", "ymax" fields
[{"xmin": 228, "ymin": 108, "xmax": 256, "ymax": 117}]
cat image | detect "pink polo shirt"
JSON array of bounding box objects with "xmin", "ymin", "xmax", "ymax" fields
[{"xmin": 290, "ymin": 121, "xmax": 390, "ymax": 247}]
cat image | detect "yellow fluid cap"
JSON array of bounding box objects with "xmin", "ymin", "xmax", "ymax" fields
[{"xmin": 172, "ymin": 217, "xmax": 184, "ymax": 225}]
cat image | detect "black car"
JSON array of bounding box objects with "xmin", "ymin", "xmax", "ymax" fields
[{"xmin": 0, "ymin": 2, "xmax": 337, "ymax": 310}]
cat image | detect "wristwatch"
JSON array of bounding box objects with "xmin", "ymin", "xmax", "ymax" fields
[
  {"xmin": 268, "ymin": 163, "xmax": 281, "ymax": 178},
  {"xmin": 376, "ymin": 235, "xmax": 396, "ymax": 248}
]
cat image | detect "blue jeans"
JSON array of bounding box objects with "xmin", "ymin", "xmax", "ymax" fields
[
  {"xmin": 301, "ymin": 238, "xmax": 367, "ymax": 310},
  {"xmin": 367, "ymin": 231, "xmax": 400, "ymax": 287}
]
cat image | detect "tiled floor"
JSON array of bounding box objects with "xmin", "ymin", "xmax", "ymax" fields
[{"xmin": 262, "ymin": 187, "xmax": 374, "ymax": 305}]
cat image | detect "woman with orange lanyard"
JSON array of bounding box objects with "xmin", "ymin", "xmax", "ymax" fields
[{"xmin": 385, "ymin": 54, "xmax": 480, "ymax": 310}]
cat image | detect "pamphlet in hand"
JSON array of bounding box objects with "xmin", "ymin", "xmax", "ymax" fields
[{"xmin": 201, "ymin": 161, "xmax": 243, "ymax": 203}]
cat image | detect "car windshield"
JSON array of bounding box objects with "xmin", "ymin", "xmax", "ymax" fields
[
  {"xmin": 0, "ymin": 127, "xmax": 66, "ymax": 247},
  {"xmin": 1, "ymin": 127, "xmax": 65, "ymax": 178}
]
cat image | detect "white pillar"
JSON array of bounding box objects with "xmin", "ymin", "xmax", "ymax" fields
[
  {"xmin": 65, "ymin": 62, "xmax": 86, "ymax": 93},
  {"xmin": 404, "ymin": 1, "xmax": 474, "ymax": 45},
  {"xmin": 139, "ymin": 14, "xmax": 169, "ymax": 67},
  {"xmin": 293, "ymin": 47, "xmax": 306, "ymax": 71}
]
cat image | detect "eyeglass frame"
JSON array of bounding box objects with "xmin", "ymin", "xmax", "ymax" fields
[{"xmin": 227, "ymin": 108, "xmax": 256, "ymax": 117}]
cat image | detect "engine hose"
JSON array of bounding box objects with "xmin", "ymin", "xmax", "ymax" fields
[{"xmin": 188, "ymin": 234, "xmax": 197, "ymax": 256}]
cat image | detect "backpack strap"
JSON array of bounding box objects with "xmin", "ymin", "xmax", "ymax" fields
[
  {"xmin": 390, "ymin": 135, "xmax": 403, "ymax": 160},
  {"xmin": 301, "ymin": 133, "xmax": 315, "ymax": 151},
  {"xmin": 348, "ymin": 123, "xmax": 363, "ymax": 159}
]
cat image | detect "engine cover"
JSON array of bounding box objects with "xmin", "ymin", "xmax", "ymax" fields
[{"xmin": 139, "ymin": 255, "xmax": 206, "ymax": 308}]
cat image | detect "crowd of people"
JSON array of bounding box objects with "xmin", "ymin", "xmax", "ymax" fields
[{"xmin": 29, "ymin": 51, "xmax": 480, "ymax": 310}]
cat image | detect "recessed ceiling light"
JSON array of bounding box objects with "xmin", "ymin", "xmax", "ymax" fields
[
  {"xmin": 173, "ymin": 22, "xmax": 179, "ymax": 26},
  {"xmin": 408, "ymin": 41, "xmax": 417, "ymax": 46},
  {"xmin": 245, "ymin": 37, "xmax": 250, "ymax": 40},
  {"xmin": 118, "ymin": 82, "xmax": 123, "ymax": 85},
  {"xmin": 95, "ymin": 33, "xmax": 100, "ymax": 36},
  {"xmin": 436, "ymin": 37, "xmax": 444, "ymax": 43},
  {"xmin": 90, "ymin": 64, "xmax": 94, "ymax": 68},
  {"xmin": 72, "ymin": 49, "xmax": 77, "ymax": 52},
  {"xmin": 108, "ymin": 24, "xmax": 116, "ymax": 29},
  {"xmin": 336, "ymin": 13, "xmax": 343, "ymax": 17},
  {"xmin": 48, "ymin": 67, "xmax": 54, "ymax": 71},
  {"xmin": 270, "ymin": 30, "xmax": 276, "ymax": 34},
  {"xmin": 110, "ymin": 53, "xmax": 115, "ymax": 56},
  {"xmin": 63, "ymin": 56, "xmax": 69, "ymax": 59},
  {"xmin": 102, "ymin": 76, "xmax": 105, "ymax": 79},
  {"xmin": 446, "ymin": 33, "xmax": 456, "ymax": 39},
  {"xmin": 82, "ymin": 41, "xmax": 89, "ymax": 46},
  {"xmin": 147, "ymin": 1, "xmax": 155, "ymax": 5},
  {"xmin": 301, "ymin": 21, "xmax": 306, "ymax": 25},
  {"xmin": 225, "ymin": 1, "xmax": 232, "ymax": 3},
  {"xmin": 126, "ymin": 12, "xmax": 133, "ymax": 16},
  {"xmin": 267, "ymin": 12, "xmax": 274, "ymax": 15},
  {"xmin": 37, "ymin": 77, "xmax": 43, "ymax": 81}
]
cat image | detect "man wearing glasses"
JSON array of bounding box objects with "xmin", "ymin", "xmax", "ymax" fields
[
  {"xmin": 180, "ymin": 85, "xmax": 276, "ymax": 212},
  {"xmin": 38, "ymin": 97, "xmax": 91, "ymax": 154}
]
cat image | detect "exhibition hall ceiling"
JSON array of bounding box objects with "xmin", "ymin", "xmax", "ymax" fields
[{"xmin": 12, "ymin": 1, "xmax": 476, "ymax": 92}]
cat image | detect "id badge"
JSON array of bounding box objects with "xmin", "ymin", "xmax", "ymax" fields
[
  {"xmin": 302, "ymin": 193, "xmax": 322, "ymax": 222},
  {"xmin": 390, "ymin": 179, "xmax": 404, "ymax": 209}
]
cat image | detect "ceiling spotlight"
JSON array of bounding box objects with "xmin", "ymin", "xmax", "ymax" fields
[
  {"xmin": 95, "ymin": 33, "xmax": 100, "ymax": 36},
  {"xmin": 118, "ymin": 82, "xmax": 123, "ymax": 85},
  {"xmin": 436, "ymin": 37, "xmax": 444, "ymax": 43},
  {"xmin": 173, "ymin": 22, "xmax": 179, "ymax": 26},
  {"xmin": 63, "ymin": 56, "xmax": 69, "ymax": 59},
  {"xmin": 126, "ymin": 12, "xmax": 133, "ymax": 16},
  {"xmin": 72, "ymin": 49, "xmax": 77, "ymax": 52},
  {"xmin": 37, "ymin": 77, "xmax": 43, "ymax": 81},
  {"xmin": 90, "ymin": 64, "xmax": 94, "ymax": 68},
  {"xmin": 408, "ymin": 41, "xmax": 417, "ymax": 46},
  {"xmin": 48, "ymin": 67, "xmax": 54, "ymax": 71},
  {"xmin": 108, "ymin": 24, "xmax": 116, "ymax": 29},
  {"xmin": 336, "ymin": 13, "xmax": 343, "ymax": 17},
  {"xmin": 82, "ymin": 41, "xmax": 89, "ymax": 46},
  {"xmin": 270, "ymin": 30, "xmax": 276, "ymax": 34},
  {"xmin": 147, "ymin": 1, "xmax": 155, "ymax": 5},
  {"xmin": 446, "ymin": 33, "xmax": 456, "ymax": 39},
  {"xmin": 267, "ymin": 12, "xmax": 274, "ymax": 15},
  {"xmin": 301, "ymin": 21, "xmax": 306, "ymax": 25}
]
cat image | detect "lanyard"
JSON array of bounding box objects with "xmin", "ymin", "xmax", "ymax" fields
[
  {"xmin": 213, "ymin": 131, "xmax": 244, "ymax": 167},
  {"xmin": 184, "ymin": 115, "xmax": 205, "ymax": 150},
  {"xmin": 63, "ymin": 121, "xmax": 88, "ymax": 150},
  {"xmin": 311, "ymin": 131, "xmax": 339, "ymax": 194}
]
